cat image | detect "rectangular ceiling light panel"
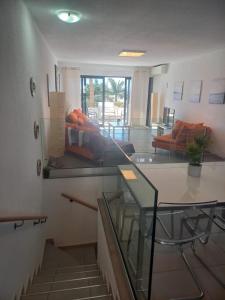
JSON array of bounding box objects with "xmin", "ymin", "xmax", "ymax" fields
[{"xmin": 119, "ymin": 50, "xmax": 146, "ymax": 57}]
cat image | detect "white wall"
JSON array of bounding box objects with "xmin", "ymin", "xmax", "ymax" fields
[
  {"xmin": 0, "ymin": 1, "xmax": 56, "ymax": 299},
  {"xmin": 43, "ymin": 177, "xmax": 101, "ymax": 246},
  {"xmin": 154, "ymin": 49, "xmax": 225, "ymax": 157},
  {"xmin": 59, "ymin": 62, "xmax": 134, "ymax": 77},
  {"xmin": 42, "ymin": 175, "xmax": 118, "ymax": 246}
]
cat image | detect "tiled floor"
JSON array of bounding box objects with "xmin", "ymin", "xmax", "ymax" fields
[{"xmin": 151, "ymin": 226, "xmax": 225, "ymax": 300}]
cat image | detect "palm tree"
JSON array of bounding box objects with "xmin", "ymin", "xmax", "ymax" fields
[{"xmin": 107, "ymin": 78, "xmax": 125, "ymax": 102}]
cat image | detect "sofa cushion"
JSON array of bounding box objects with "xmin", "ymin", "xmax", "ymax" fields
[
  {"xmin": 154, "ymin": 134, "xmax": 176, "ymax": 144},
  {"xmin": 176, "ymin": 124, "xmax": 206, "ymax": 144},
  {"xmin": 68, "ymin": 112, "xmax": 79, "ymax": 123},
  {"xmin": 172, "ymin": 120, "xmax": 183, "ymax": 139}
]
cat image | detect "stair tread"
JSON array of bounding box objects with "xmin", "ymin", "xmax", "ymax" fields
[
  {"xmin": 26, "ymin": 278, "xmax": 105, "ymax": 294},
  {"xmin": 22, "ymin": 245, "xmax": 112, "ymax": 300},
  {"xmin": 21, "ymin": 295, "xmax": 112, "ymax": 300},
  {"xmin": 22, "ymin": 284, "xmax": 109, "ymax": 300},
  {"xmin": 33, "ymin": 270, "xmax": 100, "ymax": 284},
  {"xmin": 42, "ymin": 244, "xmax": 96, "ymax": 267},
  {"xmin": 39, "ymin": 264, "xmax": 98, "ymax": 276}
]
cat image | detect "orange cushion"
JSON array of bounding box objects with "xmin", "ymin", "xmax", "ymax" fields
[
  {"xmin": 73, "ymin": 109, "xmax": 88, "ymax": 122},
  {"xmin": 172, "ymin": 120, "xmax": 183, "ymax": 139},
  {"xmin": 154, "ymin": 134, "xmax": 176, "ymax": 144},
  {"xmin": 68, "ymin": 112, "xmax": 78, "ymax": 124},
  {"xmin": 176, "ymin": 125, "xmax": 205, "ymax": 144},
  {"xmin": 77, "ymin": 116, "xmax": 84, "ymax": 126}
]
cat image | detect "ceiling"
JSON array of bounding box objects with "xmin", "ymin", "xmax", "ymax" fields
[{"xmin": 25, "ymin": 0, "xmax": 225, "ymax": 67}]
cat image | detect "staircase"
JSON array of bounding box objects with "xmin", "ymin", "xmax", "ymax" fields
[{"xmin": 21, "ymin": 243, "xmax": 113, "ymax": 300}]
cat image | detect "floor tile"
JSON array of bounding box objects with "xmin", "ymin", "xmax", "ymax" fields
[
  {"xmin": 151, "ymin": 269, "xmax": 210, "ymax": 300},
  {"xmin": 195, "ymin": 267, "xmax": 225, "ymax": 300}
]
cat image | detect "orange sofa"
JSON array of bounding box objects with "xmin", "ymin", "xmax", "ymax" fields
[
  {"xmin": 65, "ymin": 109, "xmax": 103, "ymax": 160},
  {"xmin": 152, "ymin": 120, "xmax": 211, "ymax": 153},
  {"xmin": 65, "ymin": 109, "xmax": 135, "ymax": 160}
]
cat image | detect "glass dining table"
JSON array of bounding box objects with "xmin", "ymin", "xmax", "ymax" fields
[{"xmin": 136, "ymin": 162, "xmax": 225, "ymax": 205}]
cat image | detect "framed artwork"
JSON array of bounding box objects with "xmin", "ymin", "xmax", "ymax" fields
[
  {"xmin": 189, "ymin": 80, "xmax": 202, "ymax": 103},
  {"xmin": 209, "ymin": 78, "xmax": 225, "ymax": 104},
  {"xmin": 46, "ymin": 74, "xmax": 50, "ymax": 107},
  {"xmin": 173, "ymin": 81, "xmax": 184, "ymax": 101}
]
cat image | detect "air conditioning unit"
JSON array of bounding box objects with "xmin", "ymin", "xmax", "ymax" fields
[{"xmin": 150, "ymin": 64, "xmax": 169, "ymax": 76}]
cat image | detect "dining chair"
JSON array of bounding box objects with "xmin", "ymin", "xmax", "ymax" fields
[
  {"xmin": 193, "ymin": 204, "xmax": 225, "ymax": 289},
  {"xmin": 212, "ymin": 205, "xmax": 225, "ymax": 230},
  {"xmin": 127, "ymin": 200, "xmax": 218, "ymax": 300}
]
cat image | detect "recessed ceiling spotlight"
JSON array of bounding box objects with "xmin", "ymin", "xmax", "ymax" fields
[
  {"xmin": 57, "ymin": 10, "xmax": 81, "ymax": 23},
  {"xmin": 119, "ymin": 50, "xmax": 146, "ymax": 57}
]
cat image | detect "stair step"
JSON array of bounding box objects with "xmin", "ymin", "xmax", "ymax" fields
[
  {"xmin": 21, "ymin": 284, "xmax": 108, "ymax": 300},
  {"xmin": 27, "ymin": 276, "xmax": 104, "ymax": 294},
  {"xmin": 33, "ymin": 269, "xmax": 100, "ymax": 284},
  {"xmin": 21, "ymin": 295, "xmax": 112, "ymax": 300},
  {"xmin": 39, "ymin": 264, "xmax": 98, "ymax": 275},
  {"xmin": 42, "ymin": 244, "xmax": 96, "ymax": 268}
]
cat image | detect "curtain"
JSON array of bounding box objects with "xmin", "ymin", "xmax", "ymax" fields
[
  {"xmin": 61, "ymin": 67, "xmax": 81, "ymax": 113},
  {"xmin": 130, "ymin": 68, "xmax": 150, "ymax": 126}
]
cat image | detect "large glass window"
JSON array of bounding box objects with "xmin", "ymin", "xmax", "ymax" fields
[{"xmin": 81, "ymin": 76, "xmax": 131, "ymax": 126}]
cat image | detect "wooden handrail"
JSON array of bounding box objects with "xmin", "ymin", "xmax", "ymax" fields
[
  {"xmin": 0, "ymin": 215, "xmax": 48, "ymax": 229},
  {"xmin": 0, "ymin": 215, "xmax": 47, "ymax": 223},
  {"xmin": 61, "ymin": 193, "xmax": 98, "ymax": 212}
]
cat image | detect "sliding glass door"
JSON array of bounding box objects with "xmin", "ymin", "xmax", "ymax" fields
[
  {"xmin": 81, "ymin": 76, "xmax": 104, "ymax": 125},
  {"xmin": 81, "ymin": 76, "xmax": 131, "ymax": 126}
]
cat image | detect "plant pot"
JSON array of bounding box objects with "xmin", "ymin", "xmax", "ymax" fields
[{"xmin": 188, "ymin": 164, "xmax": 202, "ymax": 177}]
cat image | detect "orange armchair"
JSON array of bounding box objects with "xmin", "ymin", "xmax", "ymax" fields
[{"xmin": 152, "ymin": 120, "xmax": 211, "ymax": 153}]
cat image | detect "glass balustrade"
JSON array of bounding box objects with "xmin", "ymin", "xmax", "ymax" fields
[
  {"xmin": 102, "ymin": 164, "xmax": 158, "ymax": 300},
  {"xmin": 40, "ymin": 118, "xmax": 132, "ymax": 172}
]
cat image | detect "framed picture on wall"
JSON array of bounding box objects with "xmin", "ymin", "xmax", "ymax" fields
[
  {"xmin": 209, "ymin": 78, "xmax": 225, "ymax": 104},
  {"xmin": 173, "ymin": 81, "xmax": 184, "ymax": 101},
  {"xmin": 189, "ymin": 80, "xmax": 202, "ymax": 103}
]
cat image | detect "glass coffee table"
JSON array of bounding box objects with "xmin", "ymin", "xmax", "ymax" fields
[{"xmin": 108, "ymin": 121, "xmax": 130, "ymax": 141}]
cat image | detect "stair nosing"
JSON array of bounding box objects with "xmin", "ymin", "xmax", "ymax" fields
[
  {"xmin": 41, "ymin": 263, "xmax": 98, "ymax": 271},
  {"xmin": 35, "ymin": 268, "xmax": 100, "ymax": 279},
  {"xmin": 30, "ymin": 275, "xmax": 103, "ymax": 286},
  {"xmin": 38, "ymin": 266, "xmax": 99, "ymax": 276},
  {"xmin": 71, "ymin": 294, "xmax": 112, "ymax": 300},
  {"xmin": 22, "ymin": 284, "xmax": 107, "ymax": 297}
]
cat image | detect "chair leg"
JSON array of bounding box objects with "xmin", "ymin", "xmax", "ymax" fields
[
  {"xmin": 192, "ymin": 243, "xmax": 225, "ymax": 288},
  {"xmin": 170, "ymin": 246, "xmax": 204, "ymax": 300},
  {"xmin": 176, "ymin": 248, "xmax": 204, "ymax": 300}
]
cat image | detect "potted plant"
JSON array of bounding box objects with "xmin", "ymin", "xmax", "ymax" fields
[{"xmin": 186, "ymin": 134, "xmax": 209, "ymax": 177}]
